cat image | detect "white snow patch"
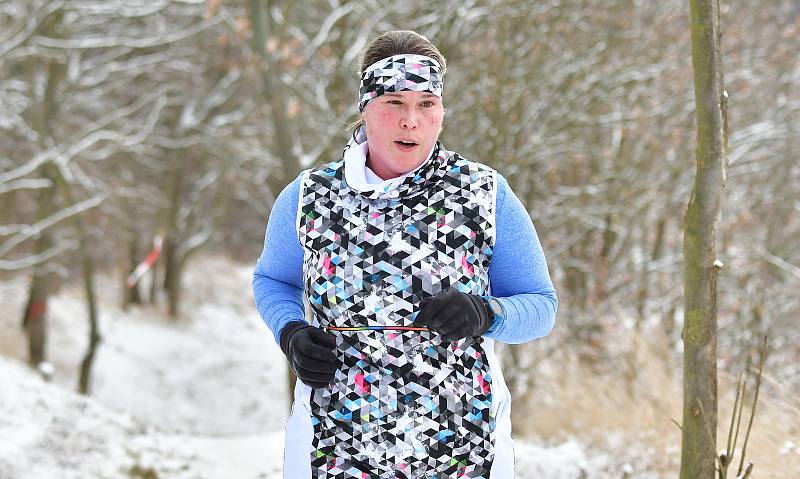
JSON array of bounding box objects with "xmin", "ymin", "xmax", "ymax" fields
[{"xmin": 515, "ymin": 439, "xmax": 610, "ymax": 477}]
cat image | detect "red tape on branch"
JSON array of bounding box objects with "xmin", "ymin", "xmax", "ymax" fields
[{"xmin": 126, "ymin": 236, "xmax": 163, "ymax": 288}]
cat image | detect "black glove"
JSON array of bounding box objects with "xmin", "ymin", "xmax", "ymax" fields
[
  {"xmin": 279, "ymin": 321, "xmax": 338, "ymax": 388},
  {"xmin": 412, "ymin": 290, "xmax": 492, "ymax": 341}
]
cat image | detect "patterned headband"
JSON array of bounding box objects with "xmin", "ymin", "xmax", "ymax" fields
[{"xmin": 358, "ymin": 54, "xmax": 443, "ymax": 112}]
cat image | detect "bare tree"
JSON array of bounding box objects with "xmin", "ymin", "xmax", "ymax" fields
[{"xmin": 680, "ymin": 0, "xmax": 727, "ymax": 477}]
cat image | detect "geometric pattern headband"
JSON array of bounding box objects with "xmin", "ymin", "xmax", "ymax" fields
[{"xmin": 358, "ymin": 54, "xmax": 443, "ymax": 112}]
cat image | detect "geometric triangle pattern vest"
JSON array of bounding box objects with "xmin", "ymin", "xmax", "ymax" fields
[{"xmin": 297, "ymin": 142, "xmax": 498, "ymax": 478}]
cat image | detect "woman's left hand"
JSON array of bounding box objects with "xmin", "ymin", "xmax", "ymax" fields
[{"xmin": 413, "ymin": 290, "xmax": 492, "ymax": 341}]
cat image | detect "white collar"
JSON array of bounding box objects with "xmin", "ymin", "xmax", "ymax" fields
[
  {"xmin": 343, "ymin": 141, "xmax": 436, "ymax": 191},
  {"xmin": 364, "ymin": 165, "xmax": 385, "ymax": 184}
]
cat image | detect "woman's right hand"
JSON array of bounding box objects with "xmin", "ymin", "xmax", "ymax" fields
[{"xmin": 279, "ymin": 321, "xmax": 338, "ymax": 388}]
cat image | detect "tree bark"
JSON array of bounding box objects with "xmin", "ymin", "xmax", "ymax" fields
[
  {"xmin": 163, "ymin": 236, "xmax": 180, "ymax": 317},
  {"xmin": 75, "ymin": 211, "xmax": 101, "ymax": 396},
  {"xmin": 169, "ymin": 248, "xmax": 191, "ymax": 319},
  {"xmin": 22, "ymin": 7, "xmax": 66, "ymax": 373},
  {"xmin": 51, "ymin": 170, "xmax": 102, "ymax": 395},
  {"xmin": 248, "ymin": 0, "xmax": 303, "ymax": 409},
  {"xmin": 162, "ymin": 153, "xmax": 183, "ymax": 318},
  {"xmin": 149, "ymin": 248, "xmax": 159, "ymax": 304},
  {"xmin": 122, "ymin": 237, "xmax": 143, "ymax": 310},
  {"xmin": 23, "ymin": 257, "xmax": 52, "ymax": 369},
  {"xmin": 122, "ymin": 235, "xmax": 142, "ymax": 311},
  {"xmin": 22, "ymin": 169, "xmax": 57, "ymax": 370},
  {"xmin": 248, "ymin": 0, "xmax": 298, "ymax": 185},
  {"xmin": 680, "ymin": 0, "xmax": 727, "ymax": 477}
]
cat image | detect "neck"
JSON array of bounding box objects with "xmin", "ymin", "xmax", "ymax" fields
[
  {"xmin": 365, "ymin": 143, "xmax": 437, "ymax": 181},
  {"xmin": 365, "ymin": 151, "xmax": 395, "ymax": 180}
]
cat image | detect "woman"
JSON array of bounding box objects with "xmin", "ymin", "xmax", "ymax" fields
[{"xmin": 253, "ymin": 30, "xmax": 557, "ymax": 479}]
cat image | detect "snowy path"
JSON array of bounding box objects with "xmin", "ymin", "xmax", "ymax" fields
[{"xmin": 0, "ymin": 258, "xmax": 617, "ymax": 478}]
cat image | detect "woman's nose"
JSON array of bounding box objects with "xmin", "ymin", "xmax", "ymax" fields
[{"xmin": 400, "ymin": 110, "xmax": 418, "ymax": 129}]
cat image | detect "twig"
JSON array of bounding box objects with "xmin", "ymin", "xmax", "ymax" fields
[
  {"xmin": 671, "ymin": 417, "xmax": 683, "ymax": 431},
  {"xmin": 737, "ymin": 336, "xmax": 767, "ymax": 476},
  {"xmin": 731, "ymin": 364, "xmax": 748, "ymax": 468},
  {"xmin": 719, "ymin": 370, "xmax": 745, "ymax": 478}
]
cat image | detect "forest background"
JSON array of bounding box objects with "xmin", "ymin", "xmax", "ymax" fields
[{"xmin": 1, "ymin": 0, "xmax": 798, "ymax": 477}]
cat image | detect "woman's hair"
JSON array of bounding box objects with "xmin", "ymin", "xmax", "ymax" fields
[{"xmin": 347, "ymin": 30, "xmax": 447, "ymax": 133}]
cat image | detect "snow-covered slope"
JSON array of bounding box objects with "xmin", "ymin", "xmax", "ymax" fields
[
  {"xmin": 0, "ymin": 350, "xmax": 618, "ymax": 479},
  {"xmin": 0, "ymin": 257, "xmax": 658, "ymax": 478},
  {"xmin": 0, "ymin": 356, "xmax": 175, "ymax": 478}
]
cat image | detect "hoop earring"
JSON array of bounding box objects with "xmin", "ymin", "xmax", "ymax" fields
[{"xmin": 354, "ymin": 123, "xmax": 367, "ymax": 143}]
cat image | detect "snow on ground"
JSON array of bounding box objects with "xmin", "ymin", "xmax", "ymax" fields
[{"xmin": 1, "ymin": 256, "xmax": 645, "ymax": 478}]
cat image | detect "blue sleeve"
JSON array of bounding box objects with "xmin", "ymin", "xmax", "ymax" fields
[
  {"xmin": 485, "ymin": 173, "xmax": 559, "ymax": 344},
  {"xmin": 252, "ymin": 172, "xmax": 307, "ymax": 346}
]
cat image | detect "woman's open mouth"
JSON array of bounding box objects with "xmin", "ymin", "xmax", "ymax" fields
[{"xmin": 394, "ymin": 140, "xmax": 418, "ymax": 151}]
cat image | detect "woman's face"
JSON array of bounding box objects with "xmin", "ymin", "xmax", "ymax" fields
[{"xmin": 363, "ymin": 90, "xmax": 444, "ymax": 179}]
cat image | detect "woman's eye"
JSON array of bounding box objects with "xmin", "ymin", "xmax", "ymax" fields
[
  {"xmin": 421, "ymin": 101, "xmax": 434, "ymax": 107},
  {"xmin": 388, "ymin": 100, "xmax": 402, "ymax": 105}
]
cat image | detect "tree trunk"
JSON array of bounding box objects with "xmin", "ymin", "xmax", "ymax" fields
[
  {"xmin": 248, "ymin": 0, "xmax": 299, "ymax": 190},
  {"xmin": 680, "ymin": 0, "xmax": 727, "ymax": 477},
  {"xmin": 248, "ymin": 0, "xmax": 303, "ymax": 407},
  {"xmin": 77, "ymin": 225, "xmax": 100, "ymax": 395},
  {"xmin": 636, "ymin": 212, "xmax": 666, "ymax": 327},
  {"xmin": 149, "ymin": 249, "xmax": 159, "ymax": 303},
  {"xmin": 23, "ymin": 264, "xmax": 52, "ymax": 370},
  {"xmin": 52, "ymin": 170, "xmax": 102, "ymax": 395},
  {"xmin": 167, "ymin": 249, "xmax": 184, "ymax": 318},
  {"xmin": 592, "ymin": 213, "xmax": 614, "ymax": 307},
  {"xmin": 122, "ymin": 237, "xmax": 142, "ymax": 310},
  {"xmin": 22, "ymin": 7, "xmax": 66, "ymax": 373},
  {"xmin": 23, "ymin": 169, "xmax": 57, "ymax": 370},
  {"xmin": 163, "ymin": 236, "xmax": 180, "ymax": 317},
  {"xmin": 162, "ymin": 152, "xmax": 183, "ymax": 318}
]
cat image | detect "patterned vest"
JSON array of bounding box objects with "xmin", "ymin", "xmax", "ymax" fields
[{"xmin": 298, "ymin": 142, "xmax": 498, "ymax": 478}]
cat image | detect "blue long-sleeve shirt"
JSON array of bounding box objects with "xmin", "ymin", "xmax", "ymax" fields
[{"xmin": 252, "ymin": 170, "xmax": 558, "ymax": 345}]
